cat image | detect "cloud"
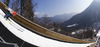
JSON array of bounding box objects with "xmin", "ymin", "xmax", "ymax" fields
[{"xmin": 34, "ymin": 12, "xmax": 40, "ymax": 15}]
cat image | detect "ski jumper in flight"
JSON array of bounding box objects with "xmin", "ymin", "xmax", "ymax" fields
[{"xmin": 4, "ymin": 7, "xmax": 17, "ymax": 20}]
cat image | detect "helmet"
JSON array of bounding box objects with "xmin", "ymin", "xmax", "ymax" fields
[{"xmin": 13, "ymin": 11, "xmax": 17, "ymax": 15}]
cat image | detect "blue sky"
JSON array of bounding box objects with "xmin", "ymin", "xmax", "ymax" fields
[{"xmin": 34, "ymin": 0, "xmax": 93, "ymax": 17}]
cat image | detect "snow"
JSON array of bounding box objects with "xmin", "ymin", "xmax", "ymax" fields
[
  {"xmin": 0, "ymin": 9, "xmax": 95, "ymax": 47},
  {"xmin": 58, "ymin": 29, "xmax": 61, "ymax": 32},
  {"xmin": 67, "ymin": 24, "xmax": 78, "ymax": 28},
  {"xmin": 97, "ymin": 30, "xmax": 100, "ymax": 37},
  {"xmin": 71, "ymin": 32, "xmax": 76, "ymax": 35}
]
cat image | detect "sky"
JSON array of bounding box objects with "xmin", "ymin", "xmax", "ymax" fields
[{"xmin": 34, "ymin": 0, "xmax": 93, "ymax": 17}]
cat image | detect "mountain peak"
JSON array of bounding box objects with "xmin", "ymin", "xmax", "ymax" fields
[{"xmin": 62, "ymin": 0, "xmax": 100, "ymax": 31}]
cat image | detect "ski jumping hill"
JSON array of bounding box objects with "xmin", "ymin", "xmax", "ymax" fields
[{"xmin": 0, "ymin": 1, "xmax": 96, "ymax": 47}]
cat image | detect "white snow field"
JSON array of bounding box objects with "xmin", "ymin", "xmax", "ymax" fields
[{"xmin": 0, "ymin": 9, "xmax": 95, "ymax": 47}]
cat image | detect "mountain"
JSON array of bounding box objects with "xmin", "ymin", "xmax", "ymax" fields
[
  {"xmin": 52, "ymin": 13, "xmax": 77, "ymax": 23},
  {"xmin": 38, "ymin": 13, "xmax": 76, "ymax": 23},
  {"xmin": 62, "ymin": 0, "xmax": 100, "ymax": 31}
]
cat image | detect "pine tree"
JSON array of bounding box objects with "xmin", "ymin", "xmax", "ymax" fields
[
  {"xmin": 11, "ymin": 0, "xmax": 20, "ymax": 13},
  {"xmin": 1, "ymin": 0, "xmax": 10, "ymax": 7},
  {"xmin": 20, "ymin": 0, "xmax": 36, "ymax": 22}
]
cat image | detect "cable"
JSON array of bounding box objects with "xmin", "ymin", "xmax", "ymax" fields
[{"xmin": 21, "ymin": 41, "xmax": 25, "ymax": 47}]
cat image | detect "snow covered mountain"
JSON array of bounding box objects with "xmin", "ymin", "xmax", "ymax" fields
[
  {"xmin": 62, "ymin": 0, "xmax": 100, "ymax": 31},
  {"xmin": 52, "ymin": 13, "xmax": 76, "ymax": 22}
]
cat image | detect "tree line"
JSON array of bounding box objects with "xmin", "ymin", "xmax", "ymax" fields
[{"xmin": 1, "ymin": 0, "xmax": 36, "ymax": 22}]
